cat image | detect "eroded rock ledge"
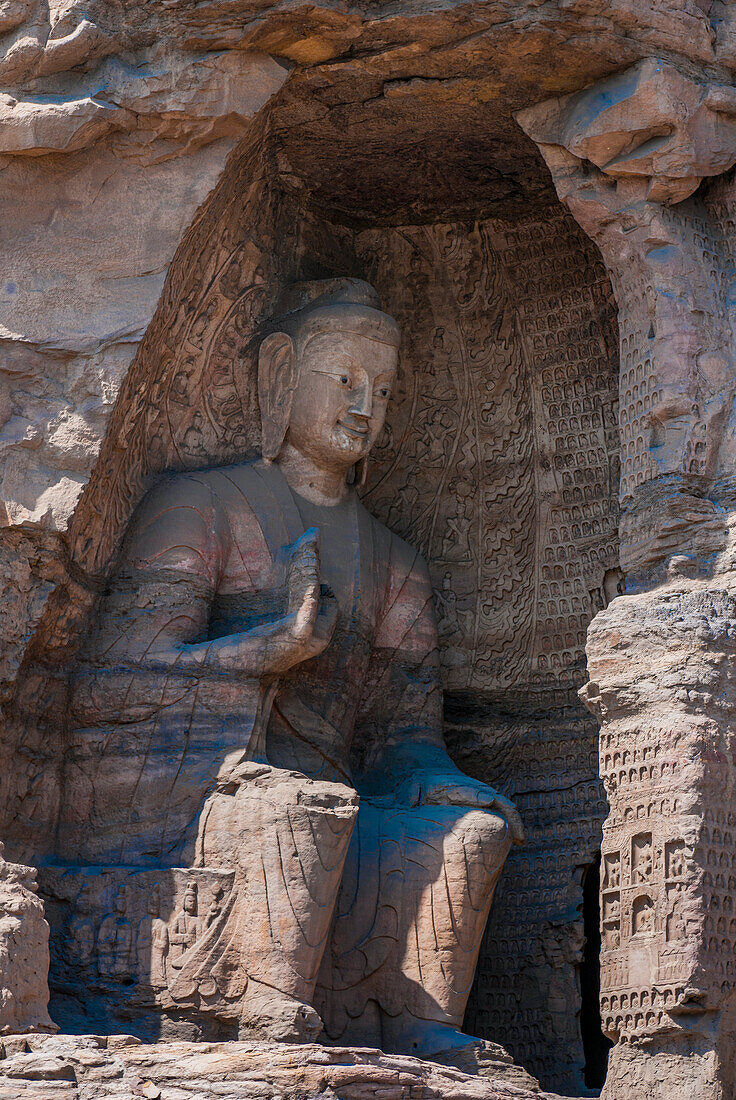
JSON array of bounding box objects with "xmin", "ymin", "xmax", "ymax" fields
[{"xmin": 0, "ymin": 1035, "xmax": 565, "ymax": 1100}]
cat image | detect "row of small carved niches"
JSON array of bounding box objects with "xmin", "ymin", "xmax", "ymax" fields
[
  {"xmin": 40, "ymin": 866, "xmax": 234, "ymax": 1010},
  {"xmin": 694, "ymin": 806, "xmax": 736, "ymax": 998},
  {"xmin": 599, "ymin": 719, "xmax": 701, "ymax": 1040},
  {"xmin": 599, "ymin": 819, "xmax": 696, "ymax": 1043},
  {"xmin": 600, "ymin": 726, "xmax": 736, "ymax": 988},
  {"xmin": 600, "ymin": 730, "xmax": 683, "ymax": 807}
]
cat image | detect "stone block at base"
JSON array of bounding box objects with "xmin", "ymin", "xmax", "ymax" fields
[{"xmin": 0, "ymin": 1034, "xmax": 572, "ymax": 1099}]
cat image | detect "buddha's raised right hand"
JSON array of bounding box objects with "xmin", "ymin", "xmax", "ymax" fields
[
  {"xmin": 264, "ymin": 527, "xmax": 339, "ymax": 673},
  {"xmin": 142, "ymin": 528, "xmax": 338, "ymax": 678}
]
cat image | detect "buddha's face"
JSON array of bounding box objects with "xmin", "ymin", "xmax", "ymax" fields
[{"xmin": 286, "ymin": 329, "xmax": 398, "ymax": 472}]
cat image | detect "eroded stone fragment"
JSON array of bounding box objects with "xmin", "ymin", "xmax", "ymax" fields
[{"xmin": 0, "ymin": 843, "xmax": 55, "ymax": 1035}]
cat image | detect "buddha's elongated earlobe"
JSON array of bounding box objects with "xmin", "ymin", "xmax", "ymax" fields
[
  {"xmin": 355, "ymin": 456, "xmax": 369, "ymax": 488},
  {"xmin": 258, "ymin": 332, "xmax": 297, "ymax": 462}
]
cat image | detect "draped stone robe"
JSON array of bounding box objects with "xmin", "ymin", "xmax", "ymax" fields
[{"xmin": 57, "ymin": 459, "xmax": 510, "ymax": 1037}]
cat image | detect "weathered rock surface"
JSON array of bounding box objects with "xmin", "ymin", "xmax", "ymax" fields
[
  {"xmin": 0, "ymin": 845, "xmax": 54, "ymax": 1036},
  {"xmin": 0, "ymin": 1035, "xmax": 563, "ymax": 1100},
  {"xmin": 0, "ymin": 49, "xmax": 287, "ymax": 531},
  {"xmin": 518, "ymin": 57, "xmax": 736, "ymax": 205}
]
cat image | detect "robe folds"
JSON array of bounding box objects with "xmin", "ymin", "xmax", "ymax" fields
[{"xmin": 56, "ymin": 459, "xmax": 510, "ymax": 1032}]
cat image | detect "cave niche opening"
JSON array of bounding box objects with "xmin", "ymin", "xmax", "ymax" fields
[{"xmin": 16, "ymin": 73, "xmax": 620, "ymax": 1094}]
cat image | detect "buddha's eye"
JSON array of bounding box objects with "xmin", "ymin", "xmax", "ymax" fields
[
  {"xmin": 339, "ymin": 375, "xmax": 351, "ymax": 387},
  {"xmin": 377, "ymin": 387, "xmax": 390, "ymax": 399}
]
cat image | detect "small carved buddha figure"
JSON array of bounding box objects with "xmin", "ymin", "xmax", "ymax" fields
[
  {"xmin": 97, "ymin": 886, "xmax": 132, "ymax": 981},
  {"xmin": 67, "ymin": 884, "xmax": 95, "ymax": 969},
  {"xmin": 169, "ymin": 883, "xmax": 202, "ymax": 970},
  {"xmin": 205, "ymin": 885, "xmax": 224, "ymax": 929},
  {"xmin": 635, "ymin": 842, "xmax": 653, "ymax": 883},
  {"xmin": 136, "ymin": 884, "xmax": 168, "ymax": 989},
  {"xmin": 56, "ymin": 279, "xmax": 522, "ymax": 1055}
]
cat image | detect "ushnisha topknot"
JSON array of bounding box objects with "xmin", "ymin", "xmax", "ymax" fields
[
  {"xmin": 275, "ymin": 277, "xmax": 381, "ymax": 316},
  {"xmin": 269, "ymin": 277, "xmax": 401, "ymax": 348}
]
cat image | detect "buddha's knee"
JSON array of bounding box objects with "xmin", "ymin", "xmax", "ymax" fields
[
  {"xmin": 442, "ymin": 807, "xmax": 511, "ymax": 875},
  {"xmin": 209, "ymin": 762, "xmax": 356, "ymax": 815},
  {"xmin": 199, "ymin": 763, "xmax": 358, "ymax": 866}
]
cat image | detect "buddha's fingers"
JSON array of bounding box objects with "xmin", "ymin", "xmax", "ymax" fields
[
  {"xmin": 287, "ymin": 528, "xmax": 321, "ymax": 623},
  {"xmin": 305, "ymin": 586, "xmax": 338, "ymax": 657},
  {"xmin": 293, "ymin": 582, "xmax": 320, "ymax": 642},
  {"xmin": 490, "ymin": 794, "xmax": 525, "ymax": 845}
]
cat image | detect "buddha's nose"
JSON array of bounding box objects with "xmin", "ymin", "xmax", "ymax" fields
[{"xmin": 349, "ymin": 384, "xmax": 373, "ymax": 419}]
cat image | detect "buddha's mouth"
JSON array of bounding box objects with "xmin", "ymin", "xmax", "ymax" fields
[{"xmin": 337, "ymin": 421, "xmax": 370, "ymax": 438}]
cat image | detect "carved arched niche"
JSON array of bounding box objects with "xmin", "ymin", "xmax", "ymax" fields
[{"xmin": 8, "ymin": 79, "xmax": 620, "ymax": 1093}]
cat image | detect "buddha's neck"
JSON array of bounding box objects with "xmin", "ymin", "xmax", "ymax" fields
[{"xmin": 275, "ymin": 443, "xmax": 351, "ymax": 506}]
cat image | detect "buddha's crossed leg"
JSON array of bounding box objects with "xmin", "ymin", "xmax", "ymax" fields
[
  {"xmin": 172, "ymin": 763, "xmax": 358, "ymax": 1041},
  {"xmin": 316, "ymin": 800, "xmax": 511, "ymax": 1054}
]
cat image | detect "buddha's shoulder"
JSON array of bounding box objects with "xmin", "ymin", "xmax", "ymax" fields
[
  {"xmin": 140, "ymin": 460, "xmax": 266, "ymax": 508},
  {"xmin": 128, "ymin": 462, "xmax": 270, "ymax": 543}
]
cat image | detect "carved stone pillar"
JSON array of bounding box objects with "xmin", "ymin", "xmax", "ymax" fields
[{"xmin": 518, "ymin": 59, "xmax": 736, "ymax": 1099}]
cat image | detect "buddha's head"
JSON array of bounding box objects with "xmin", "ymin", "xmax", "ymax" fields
[
  {"xmin": 258, "ymin": 279, "xmax": 400, "ymax": 483},
  {"xmin": 184, "ymin": 882, "xmax": 198, "ymax": 916},
  {"xmin": 76, "ymin": 884, "xmax": 91, "ymax": 916}
]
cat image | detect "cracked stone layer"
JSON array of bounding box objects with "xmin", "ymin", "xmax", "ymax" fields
[{"xmin": 0, "ymin": 1034, "xmax": 568, "ymax": 1100}]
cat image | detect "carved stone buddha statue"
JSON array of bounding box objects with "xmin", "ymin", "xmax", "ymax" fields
[{"xmin": 55, "ymin": 278, "xmax": 522, "ymax": 1055}]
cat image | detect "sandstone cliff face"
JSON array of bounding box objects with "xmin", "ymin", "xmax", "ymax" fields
[
  {"xmin": 1, "ymin": 0, "xmax": 731, "ymax": 536},
  {"xmin": 2, "ymin": 1, "xmax": 736, "ymax": 1097}
]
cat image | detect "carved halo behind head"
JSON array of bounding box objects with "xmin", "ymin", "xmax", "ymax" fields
[{"xmin": 257, "ymin": 278, "xmax": 401, "ymax": 472}]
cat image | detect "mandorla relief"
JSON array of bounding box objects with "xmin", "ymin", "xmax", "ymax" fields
[{"xmin": 47, "ymin": 279, "xmax": 523, "ymax": 1053}]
